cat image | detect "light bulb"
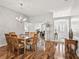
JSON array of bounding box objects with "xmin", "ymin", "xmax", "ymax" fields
[
  {"xmin": 23, "ymin": 18, "xmax": 27, "ymax": 22},
  {"xmin": 16, "ymin": 17, "xmax": 18, "ymax": 20}
]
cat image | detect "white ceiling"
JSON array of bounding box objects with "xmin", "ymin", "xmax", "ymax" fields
[{"xmin": 0, "ymin": 0, "xmax": 74, "ymax": 16}]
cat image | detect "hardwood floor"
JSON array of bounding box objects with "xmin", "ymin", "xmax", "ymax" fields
[
  {"xmin": 0, "ymin": 46, "xmax": 23, "ymax": 59},
  {"xmin": 0, "ymin": 46, "xmax": 7, "ymax": 59},
  {"xmin": 0, "ymin": 46, "xmax": 64, "ymax": 59}
]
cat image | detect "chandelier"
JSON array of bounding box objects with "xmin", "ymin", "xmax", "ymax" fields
[
  {"xmin": 16, "ymin": 16, "xmax": 27, "ymax": 23},
  {"xmin": 16, "ymin": 0, "xmax": 27, "ymax": 23}
]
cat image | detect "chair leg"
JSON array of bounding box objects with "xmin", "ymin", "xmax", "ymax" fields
[
  {"xmin": 6, "ymin": 49, "xmax": 12, "ymax": 59},
  {"xmin": 15, "ymin": 50, "xmax": 20, "ymax": 59}
]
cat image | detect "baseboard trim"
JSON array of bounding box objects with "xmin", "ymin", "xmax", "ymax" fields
[{"xmin": 0, "ymin": 43, "xmax": 7, "ymax": 47}]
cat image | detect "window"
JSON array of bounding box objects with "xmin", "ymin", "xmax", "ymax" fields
[
  {"xmin": 54, "ymin": 18, "xmax": 69, "ymax": 40},
  {"xmin": 71, "ymin": 17, "xmax": 79, "ymax": 40}
]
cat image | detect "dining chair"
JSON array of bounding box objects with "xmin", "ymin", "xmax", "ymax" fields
[
  {"xmin": 45, "ymin": 41, "xmax": 57, "ymax": 59},
  {"xmin": 25, "ymin": 33, "xmax": 38, "ymax": 51},
  {"xmin": 5, "ymin": 33, "xmax": 15, "ymax": 59},
  {"xmin": 10, "ymin": 34, "xmax": 24, "ymax": 59},
  {"xmin": 9, "ymin": 32, "xmax": 16, "ymax": 35},
  {"xmin": 65, "ymin": 38, "xmax": 79, "ymax": 59},
  {"xmin": 31, "ymin": 34, "xmax": 38, "ymax": 51},
  {"xmin": 29, "ymin": 32, "xmax": 36, "ymax": 37}
]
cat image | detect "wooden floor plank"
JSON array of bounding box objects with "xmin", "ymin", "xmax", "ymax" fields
[{"xmin": 0, "ymin": 46, "xmax": 66, "ymax": 59}]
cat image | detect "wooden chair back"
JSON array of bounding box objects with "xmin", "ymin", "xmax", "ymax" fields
[
  {"xmin": 32, "ymin": 34, "xmax": 38, "ymax": 44},
  {"xmin": 5, "ymin": 33, "xmax": 15, "ymax": 59},
  {"xmin": 10, "ymin": 34, "xmax": 24, "ymax": 59},
  {"xmin": 10, "ymin": 34, "xmax": 18, "ymax": 48},
  {"xmin": 29, "ymin": 32, "xmax": 36, "ymax": 37},
  {"xmin": 65, "ymin": 38, "xmax": 78, "ymax": 59},
  {"xmin": 10, "ymin": 34, "xmax": 17, "ymax": 38},
  {"xmin": 9, "ymin": 32, "xmax": 16, "ymax": 35},
  {"xmin": 45, "ymin": 41, "xmax": 57, "ymax": 52},
  {"xmin": 65, "ymin": 39, "xmax": 78, "ymax": 54},
  {"xmin": 31, "ymin": 34, "xmax": 38, "ymax": 51},
  {"xmin": 45, "ymin": 41, "xmax": 57, "ymax": 59},
  {"xmin": 5, "ymin": 33, "xmax": 12, "ymax": 51},
  {"xmin": 5, "ymin": 33, "xmax": 10, "ymax": 45}
]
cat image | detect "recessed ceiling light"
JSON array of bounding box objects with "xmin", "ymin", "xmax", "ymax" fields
[
  {"xmin": 19, "ymin": 2, "xmax": 23, "ymax": 7},
  {"xmin": 18, "ymin": 0, "xmax": 24, "ymax": 7},
  {"xmin": 64, "ymin": 0, "xmax": 68, "ymax": 2}
]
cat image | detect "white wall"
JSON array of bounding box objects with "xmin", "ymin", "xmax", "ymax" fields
[
  {"xmin": 53, "ymin": 8, "xmax": 71, "ymax": 17},
  {"xmin": 24, "ymin": 22, "xmax": 42, "ymax": 32},
  {"xmin": 0, "ymin": 6, "xmax": 25, "ymax": 47},
  {"xmin": 26, "ymin": 13, "xmax": 53, "ymax": 31},
  {"xmin": 29, "ymin": 13, "xmax": 53, "ymax": 23},
  {"xmin": 71, "ymin": 0, "xmax": 79, "ymax": 16}
]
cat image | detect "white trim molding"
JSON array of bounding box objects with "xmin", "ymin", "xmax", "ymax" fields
[{"xmin": 0, "ymin": 43, "xmax": 7, "ymax": 47}]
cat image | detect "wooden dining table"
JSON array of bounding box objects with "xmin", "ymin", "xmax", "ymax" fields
[{"xmin": 17, "ymin": 35, "xmax": 32, "ymax": 55}]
